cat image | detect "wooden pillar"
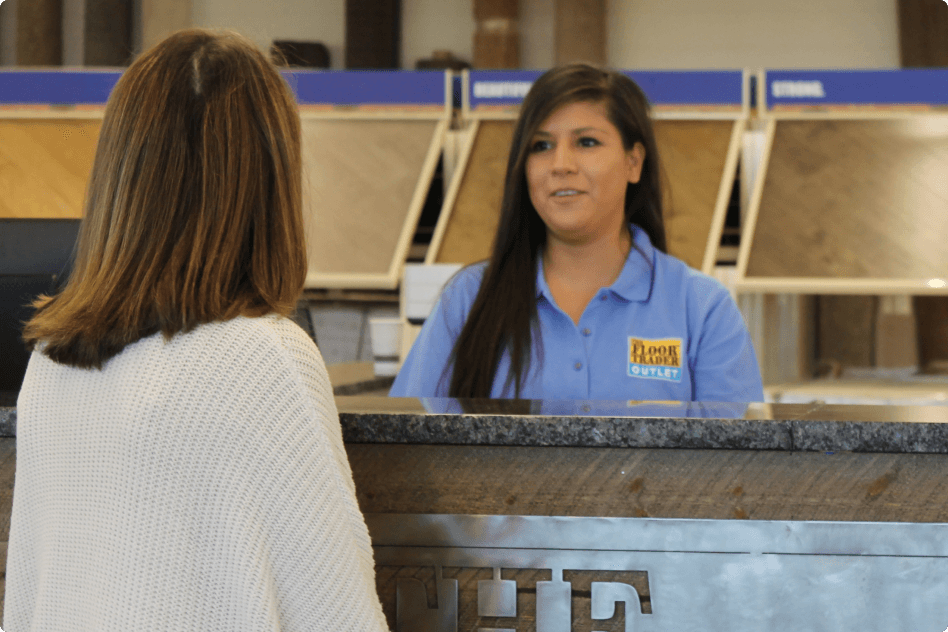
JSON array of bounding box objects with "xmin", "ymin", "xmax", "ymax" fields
[
  {"xmin": 473, "ymin": 0, "xmax": 518, "ymax": 69},
  {"xmin": 0, "ymin": 0, "xmax": 14, "ymax": 66},
  {"xmin": 17, "ymin": 0, "xmax": 62, "ymax": 66},
  {"xmin": 897, "ymin": 0, "xmax": 948, "ymax": 67},
  {"xmin": 345, "ymin": 0, "xmax": 400, "ymax": 69},
  {"xmin": 555, "ymin": 0, "xmax": 605, "ymax": 66},
  {"xmin": 84, "ymin": 0, "xmax": 132, "ymax": 66},
  {"xmin": 140, "ymin": 0, "xmax": 191, "ymax": 53}
]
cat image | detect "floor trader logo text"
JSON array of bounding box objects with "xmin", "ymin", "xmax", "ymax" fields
[{"xmin": 628, "ymin": 337, "xmax": 682, "ymax": 382}]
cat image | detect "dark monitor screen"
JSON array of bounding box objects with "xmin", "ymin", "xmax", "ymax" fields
[
  {"xmin": 0, "ymin": 274, "xmax": 57, "ymax": 393},
  {"xmin": 0, "ymin": 218, "xmax": 81, "ymax": 276},
  {"xmin": 0, "ymin": 220, "xmax": 80, "ymax": 395}
]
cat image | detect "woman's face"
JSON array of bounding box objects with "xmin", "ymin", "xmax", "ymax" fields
[{"xmin": 525, "ymin": 100, "xmax": 644, "ymax": 245}]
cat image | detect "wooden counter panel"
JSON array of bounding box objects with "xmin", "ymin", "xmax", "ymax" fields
[
  {"xmin": 347, "ymin": 443, "xmax": 948, "ymax": 522},
  {"xmin": 747, "ymin": 118, "xmax": 948, "ymax": 279},
  {"xmin": 0, "ymin": 120, "xmax": 100, "ymax": 219}
]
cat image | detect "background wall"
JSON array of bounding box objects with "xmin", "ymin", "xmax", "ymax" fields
[
  {"xmin": 192, "ymin": 0, "xmax": 345, "ymax": 68},
  {"xmin": 608, "ymin": 0, "xmax": 901, "ymax": 69},
  {"xmin": 191, "ymin": 0, "xmax": 901, "ymax": 70},
  {"xmin": 0, "ymin": 0, "xmax": 903, "ymax": 69}
]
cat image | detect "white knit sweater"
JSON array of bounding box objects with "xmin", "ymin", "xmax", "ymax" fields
[{"xmin": 4, "ymin": 315, "xmax": 389, "ymax": 631}]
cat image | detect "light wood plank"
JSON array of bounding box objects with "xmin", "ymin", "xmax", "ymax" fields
[
  {"xmin": 301, "ymin": 118, "xmax": 442, "ymax": 288},
  {"xmin": 432, "ymin": 119, "xmax": 512, "ymax": 265},
  {"xmin": 654, "ymin": 119, "xmax": 734, "ymax": 270},
  {"xmin": 745, "ymin": 118, "xmax": 948, "ymax": 280},
  {"xmin": 0, "ymin": 119, "xmax": 100, "ymax": 218}
]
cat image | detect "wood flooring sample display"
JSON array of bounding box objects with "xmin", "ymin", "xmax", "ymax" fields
[
  {"xmin": 435, "ymin": 120, "xmax": 513, "ymax": 265},
  {"xmin": 0, "ymin": 119, "xmax": 101, "ymax": 219},
  {"xmin": 434, "ymin": 119, "xmax": 735, "ymax": 269},
  {"xmin": 654, "ymin": 119, "xmax": 734, "ymax": 270},
  {"xmin": 301, "ymin": 118, "xmax": 439, "ymax": 286},
  {"xmin": 747, "ymin": 118, "xmax": 948, "ymax": 279}
]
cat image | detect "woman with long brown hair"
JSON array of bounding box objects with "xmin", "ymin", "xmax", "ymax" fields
[
  {"xmin": 5, "ymin": 29, "xmax": 388, "ymax": 631},
  {"xmin": 392, "ymin": 63, "xmax": 763, "ymax": 402}
]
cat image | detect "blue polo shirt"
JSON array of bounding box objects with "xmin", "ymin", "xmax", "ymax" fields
[{"xmin": 390, "ymin": 226, "xmax": 764, "ymax": 402}]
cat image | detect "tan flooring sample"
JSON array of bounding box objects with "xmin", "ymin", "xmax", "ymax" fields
[
  {"xmin": 654, "ymin": 119, "xmax": 733, "ymax": 270},
  {"xmin": 747, "ymin": 118, "xmax": 948, "ymax": 279},
  {"xmin": 301, "ymin": 119, "xmax": 437, "ymax": 279},
  {"xmin": 0, "ymin": 119, "xmax": 100, "ymax": 218},
  {"xmin": 434, "ymin": 119, "xmax": 732, "ymax": 269},
  {"xmin": 435, "ymin": 120, "xmax": 513, "ymax": 265}
]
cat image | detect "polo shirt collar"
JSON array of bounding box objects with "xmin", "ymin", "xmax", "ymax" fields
[{"xmin": 535, "ymin": 224, "xmax": 655, "ymax": 304}]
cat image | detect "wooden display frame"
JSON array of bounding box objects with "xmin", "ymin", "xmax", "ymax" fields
[
  {"xmin": 735, "ymin": 110, "xmax": 948, "ymax": 295},
  {"xmin": 427, "ymin": 70, "xmax": 746, "ymax": 275},
  {"xmin": 0, "ymin": 102, "xmax": 450, "ymax": 290},
  {"xmin": 299, "ymin": 109, "xmax": 449, "ymax": 290}
]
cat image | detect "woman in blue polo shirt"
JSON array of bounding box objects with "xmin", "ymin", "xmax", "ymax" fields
[{"xmin": 391, "ymin": 63, "xmax": 763, "ymax": 402}]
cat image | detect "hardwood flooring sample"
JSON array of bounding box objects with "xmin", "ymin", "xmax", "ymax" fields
[
  {"xmin": 0, "ymin": 119, "xmax": 101, "ymax": 218},
  {"xmin": 747, "ymin": 118, "xmax": 948, "ymax": 279},
  {"xmin": 301, "ymin": 118, "xmax": 440, "ymax": 287},
  {"xmin": 0, "ymin": 119, "xmax": 100, "ymax": 218},
  {"xmin": 432, "ymin": 119, "xmax": 735, "ymax": 270},
  {"xmin": 433, "ymin": 120, "xmax": 512, "ymax": 265},
  {"xmin": 654, "ymin": 119, "xmax": 734, "ymax": 270}
]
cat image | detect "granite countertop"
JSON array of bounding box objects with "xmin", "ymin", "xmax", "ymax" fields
[{"xmin": 5, "ymin": 396, "xmax": 948, "ymax": 454}]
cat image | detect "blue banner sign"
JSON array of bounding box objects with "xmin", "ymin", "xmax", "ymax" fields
[
  {"xmin": 766, "ymin": 69, "xmax": 948, "ymax": 108},
  {"xmin": 0, "ymin": 70, "xmax": 447, "ymax": 107},
  {"xmin": 469, "ymin": 70, "xmax": 745, "ymax": 109},
  {"xmin": 283, "ymin": 70, "xmax": 447, "ymax": 106},
  {"xmin": 0, "ymin": 70, "xmax": 122, "ymax": 105}
]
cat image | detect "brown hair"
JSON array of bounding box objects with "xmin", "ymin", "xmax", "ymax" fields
[
  {"xmin": 448, "ymin": 63, "xmax": 667, "ymax": 397},
  {"xmin": 24, "ymin": 29, "xmax": 306, "ymax": 368}
]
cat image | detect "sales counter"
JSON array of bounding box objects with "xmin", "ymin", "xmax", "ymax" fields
[{"xmin": 3, "ymin": 398, "xmax": 948, "ymax": 630}]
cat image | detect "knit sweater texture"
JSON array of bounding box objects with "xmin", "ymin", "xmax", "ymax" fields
[{"xmin": 4, "ymin": 315, "xmax": 389, "ymax": 631}]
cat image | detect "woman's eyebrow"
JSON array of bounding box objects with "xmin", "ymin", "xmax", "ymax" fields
[{"xmin": 533, "ymin": 126, "xmax": 608, "ymax": 136}]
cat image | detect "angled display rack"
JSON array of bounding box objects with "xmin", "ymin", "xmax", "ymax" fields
[
  {"xmin": 427, "ymin": 69, "xmax": 749, "ymax": 275},
  {"xmin": 737, "ymin": 69, "xmax": 948, "ymax": 295},
  {"xmin": 0, "ymin": 69, "xmax": 452, "ymax": 290}
]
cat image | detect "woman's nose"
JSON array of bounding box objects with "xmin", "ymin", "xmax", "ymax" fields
[{"xmin": 551, "ymin": 142, "xmax": 576, "ymax": 173}]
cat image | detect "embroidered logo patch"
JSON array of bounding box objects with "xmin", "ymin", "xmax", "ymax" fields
[{"xmin": 628, "ymin": 337, "xmax": 683, "ymax": 382}]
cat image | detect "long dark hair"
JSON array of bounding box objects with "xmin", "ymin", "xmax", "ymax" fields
[
  {"xmin": 448, "ymin": 63, "xmax": 667, "ymax": 398},
  {"xmin": 24, "ymin": 29, "xmax": 305, "ymax": 368}
]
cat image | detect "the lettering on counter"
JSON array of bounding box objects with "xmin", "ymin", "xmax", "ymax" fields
[{"xmin": 394, "ymin": 566, "xmax": 650, "ymax": 632}]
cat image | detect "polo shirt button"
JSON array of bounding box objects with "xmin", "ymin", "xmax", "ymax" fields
[
  {"xmin": 599, "ymin": 294, "xmax": 607, "ymax": 301},
  {"xmin": 574, "ymin": 361, "xmax": 583, "ymax": 371},
  {"xmin": 582, "ymin": 328, "xmax": 591, "ymax": 336}
]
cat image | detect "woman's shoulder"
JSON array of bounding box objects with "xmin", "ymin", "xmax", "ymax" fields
[
  {"xmin": 435, "ymin": 261, "xmax": 489, "ymax": 314},
  {"xmin": 445, "ymin": 261, "xmax": 488, "ymax": 292},
  {"xmin": 168, "ymin": 315, "xmax": 323, "ymax": 389},
  {"xmin": 651, "ymin": 250, "xmax": 734, "ymax": 308}
]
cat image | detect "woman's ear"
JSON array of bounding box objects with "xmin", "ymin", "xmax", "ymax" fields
[{"xmin": 626, "ymin": 142, "xmax": 646, "ymax": 184}]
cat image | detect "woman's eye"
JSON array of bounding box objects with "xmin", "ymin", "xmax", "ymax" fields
[
  {"xmin": 578, "ymin": 136, "xmax": 600, "ymax": 147},
  {"xmin": 530, "ymin": 139, "xmax": 551, "ymax": 153}
]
